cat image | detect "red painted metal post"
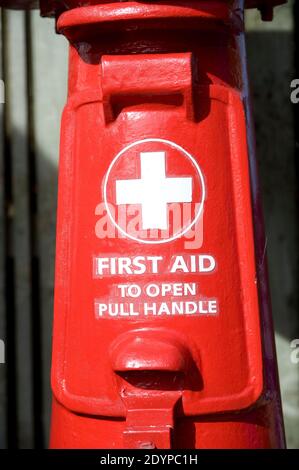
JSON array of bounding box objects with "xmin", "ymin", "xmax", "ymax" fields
[{"xmin": 1, "ymin": 0, "xmax": 287, "ymax": 449}]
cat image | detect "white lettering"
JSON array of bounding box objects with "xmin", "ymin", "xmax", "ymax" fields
[
  {"xmin": 199, "ymin": 255, "xmax": 216, "ymax": 273},
  {"xmin": 170, "ymin": 255, "xmax": 216, "ymax": 273},
  {"xmin": 96, "ymin": 299, "xmax": 219, "ymax": 318},
  {"xmin": 94, "ymin": 256, "xmax": 163, "ymax": 276},
  {"xmin": 170, "ymin": 256, "xmax": 188, "ymax": 273}
]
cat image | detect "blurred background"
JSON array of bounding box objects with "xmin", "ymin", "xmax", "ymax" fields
[{"xmin": 0, "ymin": 1, "xmax": 298, "ymax": 449}]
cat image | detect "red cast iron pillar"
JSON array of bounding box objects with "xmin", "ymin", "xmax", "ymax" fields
[{"xmin": 1, "ymin": 0, "xmax": 287, "ymax": 448}]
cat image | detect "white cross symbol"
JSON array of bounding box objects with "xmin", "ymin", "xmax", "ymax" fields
[{"xmin": 115, "ymin": 151, "xmax": 193, "ymax": 230}]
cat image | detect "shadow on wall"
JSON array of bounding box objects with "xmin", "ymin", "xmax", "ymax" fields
[
  {"xmin": 0, "ymin": 29, "xmax": 298, "ymax": 449},
  {"xmin": 248, "ymin": 30, "xmax": 299, "ymax": 449},
  {"xmin": 0, "ymin": 125, "xmax": 59, "ymax": 449},
  {"xmin": 247, "ymin": 31, "xmax": 298, "ymax": 341}
]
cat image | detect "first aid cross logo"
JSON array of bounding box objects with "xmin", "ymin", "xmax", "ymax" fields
[
  {"xmin": 116, "ymin": 151, "xmax": 192, "ymax": 230},
  {"xmin": 103, "ymin": 138, "xmax": 205, "ymax": 244}
]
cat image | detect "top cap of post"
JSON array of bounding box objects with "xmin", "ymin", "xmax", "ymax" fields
[{"xmin": 0, "ymin": 1, "xmax": 287, "ymax": 21}]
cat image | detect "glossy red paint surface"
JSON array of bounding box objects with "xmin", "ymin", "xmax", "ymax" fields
[
  {"xmin": 0, "ymin": 0, "xmax": 286, "ymax": 448},
  {"xmin": 51, "ymin": 72, "xmax": 264, "ymax": 415}
]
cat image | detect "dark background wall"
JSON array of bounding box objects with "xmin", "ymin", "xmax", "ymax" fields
[
  {"xmin": 0, "ymin": 2, "xmax": 298, "ymax": 448},
  {"xmin": 246, "ymin": 2, "xmax": 298, "ymax": 448}
]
